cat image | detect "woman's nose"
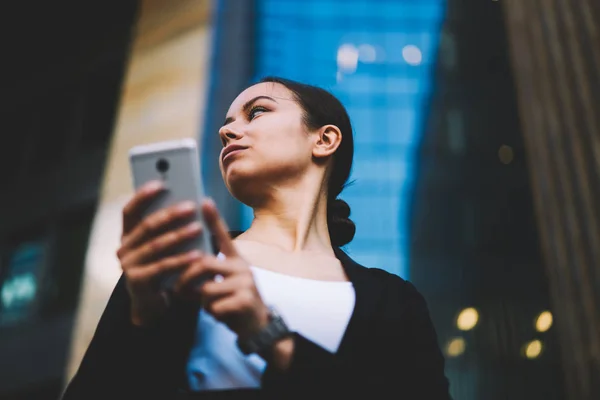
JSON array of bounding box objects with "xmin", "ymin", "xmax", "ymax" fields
[{"xmin": 219, "ymin": 125, "xmax": 242, "ymax": 143}]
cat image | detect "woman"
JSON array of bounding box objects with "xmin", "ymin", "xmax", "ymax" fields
[{"xmin": 62, "ymin": 77, "xmax": 451, "ymax": 399}]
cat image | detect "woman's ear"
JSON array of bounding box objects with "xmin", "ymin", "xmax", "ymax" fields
[{"xmin": 313, "ymin": 125, "xmax": 342, "ymax": 159}]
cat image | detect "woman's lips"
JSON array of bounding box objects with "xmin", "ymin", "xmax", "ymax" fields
[{"xmin": 222, "ymin": 148, "xmax": 245, "ymax": 162}]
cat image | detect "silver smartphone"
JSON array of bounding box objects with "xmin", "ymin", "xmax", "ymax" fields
[{"xmin": 129, "ymin": 138, "xmax": 213, "ymax": 289}]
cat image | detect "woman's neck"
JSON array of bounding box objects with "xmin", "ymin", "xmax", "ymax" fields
[{"xmin": 238, "ymin": 178, "xmax": 332, "ymax": 253}]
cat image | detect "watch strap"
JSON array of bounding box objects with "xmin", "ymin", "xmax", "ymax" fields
[{"xmin": 237, "ymin": 306, "xmax": 292, "ymax": 355}]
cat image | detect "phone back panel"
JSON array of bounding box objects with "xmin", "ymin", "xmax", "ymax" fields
[{"xmin": 129, "ymin": 139, "xmax": 212, "ymax": 287}]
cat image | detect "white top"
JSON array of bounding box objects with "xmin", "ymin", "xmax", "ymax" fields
[{"xmin": 186, "ymin": 263, "xmax": 356, "ymax": 391}]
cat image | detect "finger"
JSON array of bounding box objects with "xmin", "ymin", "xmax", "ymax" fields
[
  {"xmin": 147, "ymin": 249, "xmax": 204, "ymax": 279},
  {"xmin": 127, "ymin": 249, "xmax": 203, "ymax": 288},
  {"xmin": 174, "ymin": 255, "xmax": 238, "ymax": 293},
  {"xmin": 201, "ymin": 198, "xmax": 237, "ymax": 257},
  {"xmin": 122, "ymin": 181, "xmax": 165, "ymax": 235},
  {"xmin": 206, "ymin": 295, "xmax": 246, "ymax": 321},
  {"xmin": 183, "ymin": 274, "xmax": 244, "ymax": 305},
  {"xmin": 120, "ymin": 201, "xmax": 198, "ymax": 253},
  {"xmin": 120, "ymin": 220, "xmax": 203, "ymax": 267},
  {"xmin": 200, "ymin": 274, "xmax": 247, "ymax": 300}
]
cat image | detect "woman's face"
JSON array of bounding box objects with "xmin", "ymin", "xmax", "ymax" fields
[{"xmin": 219, "ymin": 82, "xmax": 315, "ymax": 202}]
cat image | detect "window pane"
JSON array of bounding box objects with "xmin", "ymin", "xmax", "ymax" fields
[{"xmin": 250, "ymin": 0, "xmax": 446, "ymax": 278}]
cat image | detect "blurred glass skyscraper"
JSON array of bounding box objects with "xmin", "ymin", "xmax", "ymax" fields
[{"xmin": 242, "ymin": 0, "xmax": 446, "ymax": 278}]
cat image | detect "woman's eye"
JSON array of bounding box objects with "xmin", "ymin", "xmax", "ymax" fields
[{"xmin": 248, "ymin": 106, "xmax": 267, "ymax": 120}]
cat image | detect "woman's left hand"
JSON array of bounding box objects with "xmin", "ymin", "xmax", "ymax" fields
[{"xmin": 173, "ymin": 199, "xmax": 270, "ymax": 340}]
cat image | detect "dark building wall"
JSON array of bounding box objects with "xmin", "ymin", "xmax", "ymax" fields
[
  {"xmin": 409, "ymin": 1, "xmax": 563, "ymax": 399},
  {"xmin": 0, "ymin": 2, "xmax": 138, "ymax": 398},
  {"xmin": 503, "ymin": 1, "xmax": 600, "ymax": 399}
]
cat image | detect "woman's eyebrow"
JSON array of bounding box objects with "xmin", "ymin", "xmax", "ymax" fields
[{"xmin": 223, "ymin": 96, "xmax": 278, "ymax": 125}]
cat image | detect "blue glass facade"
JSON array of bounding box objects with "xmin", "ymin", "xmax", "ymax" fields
[{"xmin": 243, "ymin": 0, "xmax": 446, "ymax": 278}]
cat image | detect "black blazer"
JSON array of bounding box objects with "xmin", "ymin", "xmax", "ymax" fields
[{"xmin": 62, "ymin": 239, "xmax": 451, "ymax": 400}]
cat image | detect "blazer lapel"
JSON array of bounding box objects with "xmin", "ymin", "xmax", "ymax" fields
[{"xmin": 334, "ymin": 248, "xmax": 386, "ymax": 355}]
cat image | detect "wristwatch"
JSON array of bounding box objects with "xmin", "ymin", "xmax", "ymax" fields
[{"xmin": 237, "ymin": 306, "xmax": 292, "ymax": 355}]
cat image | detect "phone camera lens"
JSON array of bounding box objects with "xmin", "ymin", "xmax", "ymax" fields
[{"xmin": 156, "ymin": 158, "xmax": 169, "ymax": 173}]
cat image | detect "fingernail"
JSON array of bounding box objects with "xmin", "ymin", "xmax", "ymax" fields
[
  {"xmin": 144, "ymin": 181, "xmax": 163, "ymax": 193},
  {"xmin": 178, "ymin": 201, "xmax": 196, "ymax": 212},
  {"xmin": 186, "ymin": 222, "xmax": 202, "ymax": 232}
]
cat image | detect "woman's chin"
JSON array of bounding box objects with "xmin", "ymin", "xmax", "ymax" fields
[
  {"xmin": 224, "ymin": 163, "xmax": 254, "ymax": 182},
  {"xmin": 225, "ymin": 167, "xmax": 254, "ymax": 187}
]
